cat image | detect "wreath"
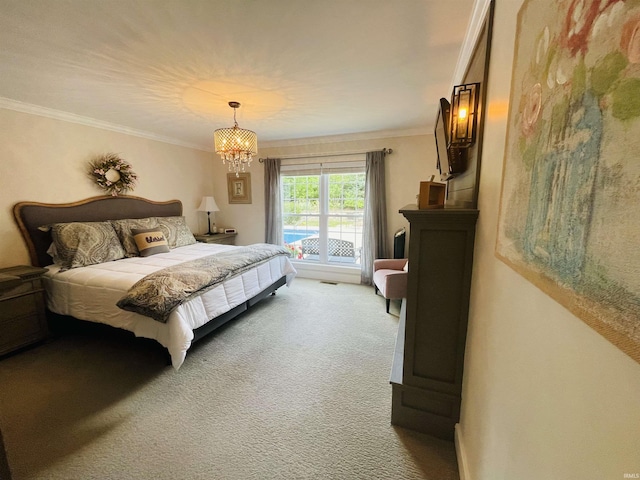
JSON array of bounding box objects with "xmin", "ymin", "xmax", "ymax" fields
[{"xmin": 88, "ymin": 153, "xmax": 137, "ymax": 196}]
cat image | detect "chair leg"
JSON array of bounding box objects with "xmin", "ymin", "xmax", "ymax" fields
[{"xmin": 386, "ymin": 299, "xmax": 390, "ymax": 313}]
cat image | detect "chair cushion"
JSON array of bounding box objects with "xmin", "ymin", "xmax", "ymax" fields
[
  {"xmin": 373, "ymin": 269, "xmax": 408, "ymax": 299},
  {"xmin": 373, "ymin": 258, "xmax": 408, "ymax": 271}
]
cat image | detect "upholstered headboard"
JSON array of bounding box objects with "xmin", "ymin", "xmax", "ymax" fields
[{"xmin": 13, "ymin": 195, "xmax": 183, "ymax": 267}]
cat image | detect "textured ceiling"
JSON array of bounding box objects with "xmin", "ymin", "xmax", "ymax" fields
[{"xmin": 0, "ymin": 0, "xmax": 474, "ymax": 150}]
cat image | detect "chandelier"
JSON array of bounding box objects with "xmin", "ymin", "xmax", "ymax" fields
[{"xmin": 214, "ymin": 101, "xmax": 258, "ymax": 177}]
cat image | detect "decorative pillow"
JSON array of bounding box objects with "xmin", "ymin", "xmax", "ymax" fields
[
  {"xmin": 50, "ymin": 222, "xmax": 125, "ymax": 271},
  {"xmin": 403, "ymin": 261, "xmax": 409, "ymax": 272},
  {"xmin": 131, "ymin": 228, "xmax": 170, "ymax": 257},
  {"xmin": 155, "ymin": 216, "xmax": 196, "ymax": 248},
  {"xmin": 111, "ymin": 217, "xmax": 160, "ymax": 257},
  {"xmin": 46, "ymin": 242, "xmax": 63, "ymax": 266}
]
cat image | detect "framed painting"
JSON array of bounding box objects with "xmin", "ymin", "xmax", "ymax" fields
[
  {"xmin": 496, "ymin": 0, "xmax": 640, "ymax": 363},
  {"xmin": 227, "ymin": 173, "xmax": 252, "ymax": 204}
]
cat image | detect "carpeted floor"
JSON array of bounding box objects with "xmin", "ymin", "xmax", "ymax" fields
[{"xmin": 0, "ymin": 278, "xmax": 459, "ymax": 480}]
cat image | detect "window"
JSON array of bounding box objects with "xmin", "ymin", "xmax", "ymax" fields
[{"xmin": 282, "ymin": 161, "xmax": 365, "ymax": 266}]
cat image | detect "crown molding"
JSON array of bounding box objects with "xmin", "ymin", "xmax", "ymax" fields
[
  {"xmin": 260, "ymin": 127, "xmax": 429, "ymax": 149},
  {"xmin": 451, "ymin": 0, "xmax": 492, "ymax": 87},
  {"xmin": 0, "ymin": 97, "xmax": 212, "ymax": 152},
  {"xmin": 0, "ymin": 96, "xmax": 431, "ymax": 152}
]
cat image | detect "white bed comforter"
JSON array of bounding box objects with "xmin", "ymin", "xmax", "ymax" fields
[{"xmin": 43, "ymin": 243, "xmax": 297, "ymax": 369}]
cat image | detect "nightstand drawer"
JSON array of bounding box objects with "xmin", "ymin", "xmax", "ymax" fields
[
  {"xmin": 0, "ymin": 279, "xmax": 43, "ymax": 300},
  {"xmin": 0, "ymin": 313, "xmax": 45, "ymax": 354},
  {"xmin": 194, "ymin": 233, "xmax": 237, "ymax": 245},
  {"xmin": 210, "ymin": 236, "xmax": 235, "ymax": 245},
  {"xmin": 0, "ymin": 293, "xmax": 42, "ymax": 322},
  {"xmin": 0, "ymin": 265, "xmax": 48, "ymax": 356}
]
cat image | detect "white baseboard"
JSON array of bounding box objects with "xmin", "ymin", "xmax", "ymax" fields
[{"xmin": 455, "ymin": 423, "xmax": 471, "ymax": 480}]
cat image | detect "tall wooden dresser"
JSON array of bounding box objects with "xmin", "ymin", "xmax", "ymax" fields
[{"xmin": 391, "ymin": 205, "xmax": 478, "ymax": 440}]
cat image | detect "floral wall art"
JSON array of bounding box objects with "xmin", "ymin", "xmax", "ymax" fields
[
  {"xmin": 496, "ymin": 0, "xmax": 640, "ymax": 362},
  {"xmin": 89, "ymin": 153, "xmax": 137, "ymax": 196}
]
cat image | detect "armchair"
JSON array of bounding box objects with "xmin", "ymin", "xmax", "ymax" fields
[{"xmin": 373, "ymin": 259, "xmax": 408, "ymax": 313}]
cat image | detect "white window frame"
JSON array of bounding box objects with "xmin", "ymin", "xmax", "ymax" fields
[{"xmin": 281, "ymin": 157, "xmax": 365, "ymax": 277}]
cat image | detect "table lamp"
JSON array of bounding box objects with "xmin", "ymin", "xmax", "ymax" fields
[{"xmin": 197, "ymin": 196, "xmax": 220, "ymax": 235}]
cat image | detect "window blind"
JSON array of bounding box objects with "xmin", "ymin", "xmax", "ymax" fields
[{"xmin": 280, "ymin": 154, "xmax": 365, "ymax": 176}]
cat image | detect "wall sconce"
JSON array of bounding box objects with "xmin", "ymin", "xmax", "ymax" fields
[{"xmin": 449, "ymin": 83, "xmax": 480, "ymax": 148}]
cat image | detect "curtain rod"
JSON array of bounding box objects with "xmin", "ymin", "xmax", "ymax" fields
[{"xmin": 258, "ymin": 148, "xmax": 392, "ymax": 163}]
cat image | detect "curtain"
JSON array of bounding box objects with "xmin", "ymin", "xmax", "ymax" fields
[
  {"xmin": 264, "ymin": 158, "xmax": 282, "ymax": 245},
  {"xmin": 361, "ymin": 150, "xmax": 388, "ymax": 285}
]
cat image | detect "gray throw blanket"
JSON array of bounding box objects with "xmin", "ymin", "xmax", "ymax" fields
[{"xmin": 117, "ymin": 243, "xmax": 290, "ymax": 322}]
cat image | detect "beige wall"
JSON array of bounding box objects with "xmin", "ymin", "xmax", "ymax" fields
[
  {"xmin": 0, "ymin": 108, "xmax": 216, "ymax": 268},
  {"xmin": 212, "ymin": 133, "xmax": 440, "ymax": 250},
  {"xmin": 458, "ymin": 1, "xmax": 640, "ymax": 479},
  {"xmin": 0, "ymin": 107, "xmax": 435, "ymax": 266}
]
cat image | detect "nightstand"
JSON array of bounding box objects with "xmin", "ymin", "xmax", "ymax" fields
[
  {"xmin": 0, "ymin": 265, "xmax": 48, "ymax": 356},
  {"xmin": 194, "ymin": 233, "xmax": 237, "ymax": 246}
]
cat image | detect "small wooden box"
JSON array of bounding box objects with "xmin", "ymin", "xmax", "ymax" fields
[{"xmin": 418, "ymin": 180, "xmax": 446, "ymax": 209}]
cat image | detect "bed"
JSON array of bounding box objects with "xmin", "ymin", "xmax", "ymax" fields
[{"xmin": 13, "ymin": 195, "xmax": 296, "ymax": 369}]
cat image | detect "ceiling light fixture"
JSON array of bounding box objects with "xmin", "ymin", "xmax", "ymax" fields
[{"xmin": 214, "ymin": 101, "xmax": 258, "ymax": 177}]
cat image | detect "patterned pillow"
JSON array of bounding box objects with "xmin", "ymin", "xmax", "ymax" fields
[
  {"xmin": 111, "ymin": 217, "xmax": 160, "ymax": 257},
  {"xmin": 131, "ymin": 227, "xmax": 170, "ymax": 257},
  {"xmin": 155, "ymin": 216, "xmax": 196, "ymax": 248},
  {"xmin": 50, "ymin": 222, "xmax": 125, "ymax": 271}
]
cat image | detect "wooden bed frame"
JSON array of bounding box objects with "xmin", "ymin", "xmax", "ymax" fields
[{"xmin": 13, "ymin": 195, "xmax": 286, "ymax": 346}]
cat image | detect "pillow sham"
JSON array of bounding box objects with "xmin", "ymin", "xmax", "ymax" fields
[
  {"xmin": 155, "ymin": 216, "xmax": 196, "ymax": 248},
  {"xmin": 46, "ymin": 242, "xmax": 62, "ymax": 266},
  {"xmin": 50, "ymin": 221, "xmax": 125, "ymax": 271},
  {"xmin": 131, "ymin": 227, "xmax": 170, "ymax": 257},
  {"xmin": 111, "ymin": 217, "xmax": 160, "ymax": 257}
]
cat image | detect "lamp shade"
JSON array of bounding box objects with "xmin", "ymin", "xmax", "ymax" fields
[
  {"xmin": 214, "ymin": 126, "xmax": 258, "ymax": 157},
  {"xmin": 197, "ymin": 196, "xmax": 220, "ymax": 213},
  {"xmin": 214, "ymin": 101, "xmax": 257, "ymax": 177}
]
